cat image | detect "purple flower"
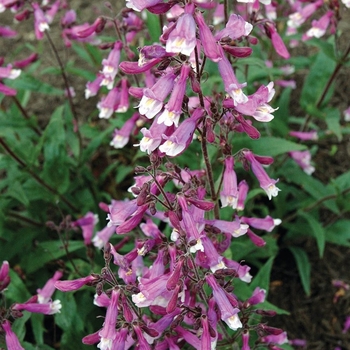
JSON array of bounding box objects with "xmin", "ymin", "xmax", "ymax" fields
[
  {"xmin": 0, "ymin": 260, "xmax": 10, "ymax": 291},
  {"xmin": 237, "ymin": 180, "xmax": 249, "ymax": 211},
  {"xmin": 215, "ymin": 14, "xmax": 253, "ymax": 41},
  {"xmin": 37, "ymin": 270, "xmax": 63, "ymax": 304},
  {"xmin": 240, "ymin": 215, "xmax": 281, "ymax": 232},
  {"xmin": 289, "ymin": 130, "xmax": 318, "ymax": 141},
  {"xmin": 13, "ymin": 300, "xmax": 62, "ymax": 315},
  {"xmin": 220, "ymin": 156, "xmax": 238, "ymax": 209},
  {"xmin": 243, "ymin": 150, "xmax": 280, "ymax": 200},
  {"xmin": 195, "ymin": 10, "xmax": 222, "ymax": 62},
  {"xmin": 32, "ymin": 3, "xmax": 49, "ymax": 40},
  {"xmin": 304, "ymin": 10, "xmax": 334, "ymax": 40},
  {"xmin": 206, "ymin": 274, "xmax": 242, "ymax": 330},
  {"xmin": 126, "ymin": 0, "xmax": 162, "ymax": 12},
  {"xmin": 100, "ymin": 41, "xmax": 123, "ymax": 89},
  {"xmin": 166, "ymin": 4, "xmax": 196, "ymax": 56},
  {"xmin": 138, "ymin": 71, "xmax": 176, "ymax": 119},
  {"xmin": 135, "ymin": 115, "xmax": 172, "ymax": 154},
  {"xmin": 159, "ymin": 107, "xmax": 204, "ymax": 157},
  {"xmin": 217, "ymin": 47, "xmax": 248, "ymax": 105},
  {"xmin": 110, "ymin": 112, "xmax": 139, "ymax": 149},
  {"xmin": 55, "ymin": 275, "xmax": 99, "ymax": 292},
  {"xmin": 98, "ymin": 289, "xmax": 120, "ymax": 349},
  {"xmin": 289, "ymin": 150, "xmax": 315, "ymax": 175},
  {"xmin": 2, "ymin": 320, "xmax": 24, "ymax": 350},
  {"xmin": 72, "ymin": 212, "xmax": 98, "ymax": 245},
  {"xmin": 97, "ymin": 87, "xmax": 120, "ymax": 119},
  {"xmin": 158, "ymin": 64, "xmax": 191, "ymax": 127}
]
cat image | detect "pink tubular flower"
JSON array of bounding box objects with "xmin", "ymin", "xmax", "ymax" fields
[
  {"xmin": 55, "ymin": 275, "xmax": 100, "ymax": 292},
  {"xmin": 289, "ymin": 150, "xmax": 315, "ymax": 175},
  {"xmin": 343, "ymin": 316, "xmax": 350, "ymax": 333},
  {"xmin": 159, "ymin": 107, "xmax": 204, "ymax": 157},
  {"xmin": 218, "ymin": 47, "xmax": 248, "ymax": 106},
  {"xmin": 289, "ymin": 130, "xmax": 318, "ymax": 141},
  {"xmin": 287, "ymin": 0, "xmax": 323, "ymax": 29},
  {"xmin": 135, "ymin": 115, "xmax": 171, "ymax": 154},
  {"xmin": 85, "ymin": 74, "xmax": 104, "ymax": 99},
  {"xmin": 13, "ymin": 300, "xmax": 62, "ymax": 315},
  {"xmin": 344, "ymin": 107, "xmax": 350, "ymax": 122},
  {"xmin": 32, "ymin": 3, "xmax": 49, "ymax": 40},
  {"xmin": 100, "ymin": 41, "xmax": 123, "ymax": 89},
  {"xmin": 72, "ymin": 212, "xmax": 98, "ymax": 245},
  {"xmin": 166, "ymin": 4, "xmax": 196, "ymax": 56},
  {"xmin": 2, "ymin": 320, "xmax": 24, "ymax": 350},
  {"xmin": 265, "ymin": 23, "xmax": 290, "ymax": 59},
  {"xmin": 0, "ymin": 82, "xmax": 17, "ymax": 96},
  {"xmin": 243, "ymin": 150, "xmax": 280, "ymax": 200},
  {"xmin": 97, "ymin": 87, "xmax": 120, "ymax": 119},
  {"xmin": 13, "ymin": 53, "xmax": 38, "ymax": 69},
  {"xmin": 0, "ymin": 260, "xmax": 10, "ymax": 291},
  {"xmin": 220, "ymin": 156, "xmax": 238, "ymax": 209},
  {"xmin": 194, "ymin": 10, "xmax": 222, "ymax": 62},
  {"xmin": 110, "ymin": 112, "xmax": 139, "ymax": 149},
  {"xmin": 304, "ymin": 11, "xmax": 334, "ymax": 40},
  {"xmin": 0, "ymin": 26, "xmax": 17, "ymax": 37},
  {"xmin": 0, "ymin": 65, "xmax": 21, "ymax": 79},
  {"xmin": 205, "ymin": 274, "xmax": 242, "ymax": 330},
  {"xmin": 237, "ymin": 180, "xmax": 249, "ymax": 211},
  {"xmin": 77, "ymin": 17, "xmax": 106, "ymax": 38},
  {"xmin": 205, "ymin": 218, "xmax": 248, "ymax": 238},
  {"xmin": 157, "ymin": 64, "xmax": 191, "ymax": 127},
  {"xmin": 246, "ymin": 287, "xmax": 266, "ymax": 306},
  {"xmin": 215, "ymin": 14, "xmax": 253, "ymax": 41},
  {"xmin": 138, "ymin": 71, "xmax": 176, "ymax": 119},
  {"xmin": 126, "ymin": 0, "xmax": 162, "ymax": 12},
  {"xmin": 37, "ymin": 271, "xmax": 63, "ymax": 304},
  {"xmin": 242, "ymin": 330, "xmax": 250, "ymax": 350},
  {"xmin": 240, "ymin": 215, "xmax": 281, "ymax": 232},
  {"xmin": 261, "ymin": 331, "xmax": 288, "ymax": 345},
  {"xmin": 98, "ymin": 289, "xmax": 120, "ymax": 350}
]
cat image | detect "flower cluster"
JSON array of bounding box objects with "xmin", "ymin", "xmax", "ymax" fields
[{"xmin": 0, "ymin": 261, "xmax": 62, "ymax": 349}]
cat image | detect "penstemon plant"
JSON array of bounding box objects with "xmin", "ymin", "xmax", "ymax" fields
[{"xmin": 1, "ymin": 0, "xmax": 350, "ymax": 349}]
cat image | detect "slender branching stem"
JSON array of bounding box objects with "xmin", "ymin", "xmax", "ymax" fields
[
  {"xmin": 45, "ymin": 31, "xmax": 83, "ymax": 161},
  {"xmin": 0, "ymin": 137, "xmax": 79, "ymax": 212},
  {"xmin": 11, "ymin": 96, "xmax": 42, "ymax": 136},
  {"xmin": 301, "ymin": 42, "xmax": 350, "ymax": 131}
]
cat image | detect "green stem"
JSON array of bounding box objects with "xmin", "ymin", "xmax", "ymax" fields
[
  {"xmin": 45, "ymin": 32, "xmax": 83, "ymax": 162},
  {"xmin": 301, "ymin": 42, "xmax": 350, "ymax": 131},
  {"xmin": 0, "ymin": 137, "xmax": 79, "ymax": 212}
]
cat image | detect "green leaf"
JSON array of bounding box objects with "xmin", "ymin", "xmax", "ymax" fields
[
  {"xmin": 6, "ymin": 180, "xmax": 30, "ymax": 206},
  {"xmin": 233, "ymin": 136, "xmax": 306, "ymax": 157},
  {"xmin": 251, "ymin": 256, "xmax": 275, "ymax": 292},
  {"xmin": 305, "ymin": 37, "xmax": 336, "ymax": 61},
  {"xmin": 31, "ymin": 313, "xmax": 44, "ymax": 345},
  {"xmin": 20, "ymin": 241, "xmax": 85, "ymax": 274},
  {"xmin": 146, "ymin": 12, "xmax": 161, "ymax": 43},
  {"xmin": 325, "ymin": 219, "xmax": 350, "ymax": 247},
  {"xmin": 289, "ymin": 246, "xmax": 311, "ymax": 295},
  {"xmin": 41, "ymin": 106, "xmax": 70, "ymax": 193},
  {"xmin": 299, "ymin": 212, "xmax": 325, "ymax": 257},
  {"xmin": 5, "ymin": 73, "xmax": 63, "ymax": 95},
  {"xmin": 325, "ymin": 108, "xmax": 342, "ymax": 141},
  {"xmin": 300, "ymin": 51, "xmax": 336, "ymax": 109}
]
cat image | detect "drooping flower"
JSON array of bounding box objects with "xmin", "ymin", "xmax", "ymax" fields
[
  {"xmin": 159, "ymin": 107, "xmax": 204, "ymax": 157},
  {"xmin": 2, "ymin": 320, "xmax": 24, "ymax": 350},
  {"xmin": 157, "ymin": 64, "xmax": 191, "ymax": 127},
  {"xmin": 166, "ymin": 3, "xmax": 197, "ymax": 56},
  {"xmin": 205, "ymin": 274, "xmax": 242, "ymax": 330},
  {"xmin": 243, "ymin": 150, "xmax": 280, "ymax": 200},
  {"xmin": 220, "ymin": 156, "xmax": 238, "ymax": 209}
]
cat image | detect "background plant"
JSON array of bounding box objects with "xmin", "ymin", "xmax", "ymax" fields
[{"xmin": 0, "ymin": 0, "xmax": 350, "ymax": 349}]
